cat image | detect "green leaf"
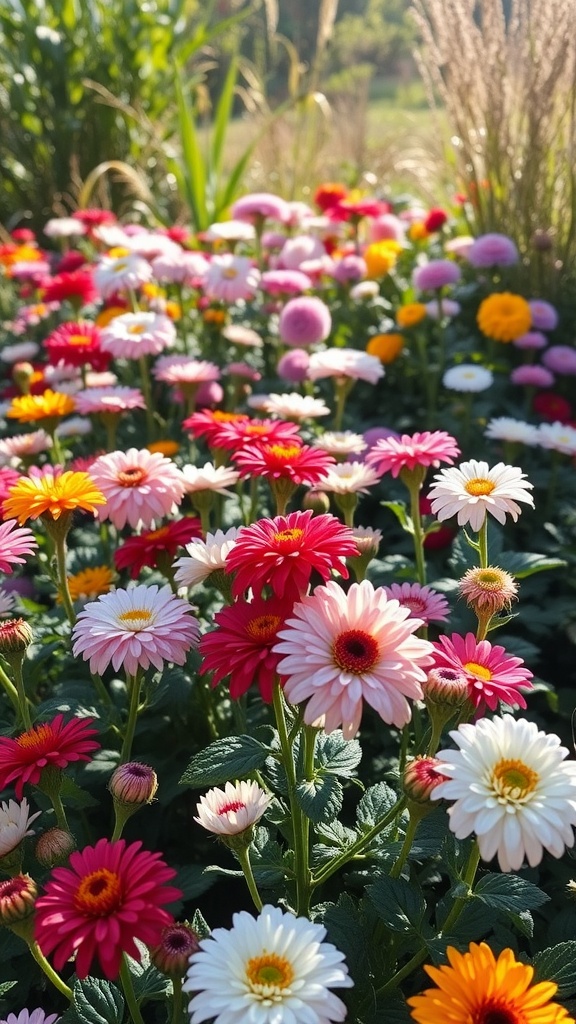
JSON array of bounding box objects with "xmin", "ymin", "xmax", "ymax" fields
[
  {"xmin": 250, "ymin": 827, "xmax": 287, "ymax": 886},
  {"xmin": 59, "ymin": 774, "xmax": 99, "ymax": 808},
  {"xmin": 173, "ymin": 863, "xmax": 216, "ymax": 900},
  {"xmin": 367, "ymin": 875, "xmax": 426, "ymax": 933},
  {"xmin": 474, "ymin": 873, "xmax": 549, "ymax": 912},
  {"xmin": 173, "ymin": 67, "xmax": 207, "ymax": 230},
  {"xmin": 210, "ymin": 54, "xmax": 238, "ymax": 181},
  {"xmin": 180, "ymin": 734, "xmax": 268, "ymax": 787},
  {"xmin": 132, "ymin": 965, "xmax": 171, "ymax": 1003},
  {"xmin": 497, "ymin": 551, "xmax": 566, "ymax": 578},
  {"xmin": 316, "ymin": 731, "xmax": 362, "ymax": 777},
  {"xmin": 191, "ymin": 908, "xmax": 211, "ymax": 939},
  {"xmin": 356, "ymin": 782, "xmax": 400, "ymax": 829},
  {"xmin": 62, "ymin": 978, "xmax": 125, "ymax": 1024},
  {"xmin": 532, "ymin": 942, "xmax": 576, "ymax": 997},
  {"xmin": 0, "ymin": 981, "xmax": 16, "ymax": 995},
  {"xmin": 296, "ymin": 774, "xmax": 343, "ymax": 823},
  {"xmin": 381, "ymin": 500, "xmax": 412, "ymax": 532}
]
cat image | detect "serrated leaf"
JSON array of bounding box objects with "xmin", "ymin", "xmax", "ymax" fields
[
  {"xmin": 180, "ymin": 735, "xmax": 268, "ymax": 787},
  {"xmin": 0, "ymin": 980, "xmax": 16, "ymax": 995},
  {"xmin": 67, "ymin": 977, "xmax": 124, "ymax": 1024},
  {"xmin": 474, "ymin": 873, "xmax": 549, "ymax": 912},
  {"xmin": 356, "ymin": 782, "xmax": 399, "ymax": 829},
  {"xmin": 132, "ymin": 965, "xmax": 171, "ymax": 1003},
  {"xmin": 498, "ymin": 551, "xmax": 566, "ymax": 578},
  {"xmin": 59, "ymin": 774, "xmax": 99, "ymax": 808},
  {"xmin": 191, "ymin": 908, "xmax": 211, "ymax": 939},
  {"xmin": 316, "ymin": 731, "xmax": 362, "ymax": 777},
  {"xmin": 533, "ymin": 942, "xmax": 576, "ymax": 997},
  {"xmin": 367, "ymin": 875, "xmax": 426, "ymax": 933},
  {"xmin": 296, "ymin": 774, "xmax": 343, "ymax": 823}
]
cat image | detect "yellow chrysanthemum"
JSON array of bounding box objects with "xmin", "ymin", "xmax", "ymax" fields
[
  {"xmin": 363, "ymin": 240, "xmax": 403, "ymax": 279},
  {"xmin": 408, "ymin": 221, "xmax": 429, "ymax": 241},
  {"xmin": 66, "ymin": 565, "xmax": 115, "ymax": 602},
  {"xmin": 3, "ymin": 471, "xmax": 106, "ymax": 524},
  {"xmin": 408, "ymin": 942, "xmax": 573, "ymax": 1024},
  {"xmin": 146, "ymin": 440, "xmax": 180, "ymax": 457},
  {"xmin": 1, "ymin": 244, "xmax": 43, "ymax": 268},
  {"xmin": 396, "ymin": 303, "xmax": 428, "ymax": 328},
  {"xmin": 366, "ymin": 333, "xmax": 405, "ymax": 364},
  {"xmin": 477, "ymin": 291, "xmax": 532, "ymax": 342},
  {"xmin": 164, "ymin": 301, "xmax": 182, "ymax": 321},
  {"xmin": 95, "ymin": 305, "xmax": 127, "ymax": 329},
  {"xmin": 6, "ymin": 390, "xmax": 76, "ymax": 424}
]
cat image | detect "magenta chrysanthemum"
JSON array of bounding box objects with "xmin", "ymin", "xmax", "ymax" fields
[
  {"xmin": 72, "ymin": 584, "xmax": 199, "ymax": 676},
  {"xmin": 200, "ymin": 594, "xmax": 289, "ymax": 702},
  {"xmin": 0, "ymin": 715, "xmax": 100, "ymax": 799},
  {"xmin": 0, "ymin": 520, "xmax": 37, "ymax": 574},
  {"xmin": 366, "ymin": 431, "xmax": 460, "ymax": 478},
  {"xmin": 232, "ymin": 440, "xmax": 335, "ymax": 486},
  {"xmin": 431, "ymin": 632, "xmax": 533, "ymax": 711},
  {"xmin": 89, "ymin": 448, "xmax": 187, "ymax": 529},
  {"xmin": 274, "ymin": 579, "xmax": 434, "ymax": 738},
  {"xmin": 226, "ymin": 510, "xmax": 358, "ymax": 599},
  {"xmin": 34, "ymin": 837, "xmax": 182, "ymax": 979}
]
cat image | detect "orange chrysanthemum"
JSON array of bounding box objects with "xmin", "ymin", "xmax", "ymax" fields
[
  {"xmin": 363, "ymin": 240, "xmax": 402, "ymax": 279},
  {"xmin": 146, "ymin": 440, "xmax": 180, "ymax": 457},
  {"xmin": 366, "ymin": 333, "xmax": 405, "ymax": 364},
  {"xmin": 477, "ymin": 292, "xmax": 532, "ymax": 342},
  {"xmin": 408, "ymin": 942, "xmax": 573, "ymax": 1024},
  {"xmin": 6, "ymin": 390, "xmax": 76, "ymax": 424},
  {"xmin": 66, "ymin": 566, "xmax": 115, "ymax": 602},
  {"xmin": 396, "ymin": 303, "xmax": 428, "ymax": 328},
  {"xmin": 3, "ymin": 471, "xmax": 106, "ymax": 524}
]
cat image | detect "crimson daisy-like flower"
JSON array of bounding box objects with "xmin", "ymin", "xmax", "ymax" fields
[
  {"xmin": 208, "ymin": 416, "xmax": 302, "ymax": 452},
  {"xmin": 200, "ymin": 594, "xmax": 289, "ymax": 702},
  {"xmin": 182, "ymin": 409, "xmax": 249, "ymax": 447},
  {"xmin": 232, "ymin": 440, "xmax": 335, "ymax": 486},
  {"xmin": 114, "ymin": 517, "xmax": 202, "ymax": 579},
  {"xmin": 431, "ymin": 632, "xmax": 533, "ymax": 712},
  {"xmin": 0, "ymin": 715, "xmax": 100, "ymax": 799},
  {"xmin": 366, "ymin": 431, "xmax": 460, "ymax": 478},
  {"xmin": 226, "ymin": 510, "xmax": 359, "ymax": 599},
  {"xmin": 0, "ymin": 520, "xmax": 37, "ymax": 573},
  {"xmin": 34, "ymin": 837, "xmax": 182, "ymax": 980},
  {"xmin": 41, "ymin": 270, "xmax": 97, "ymax": 307},
  {"xmin": 43, "ymin": 321, "xmax": 109, "ymax": 371}
]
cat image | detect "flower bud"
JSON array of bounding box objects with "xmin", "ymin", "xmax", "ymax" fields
[
  {"xmin": 12, "ymin": 362, "xmax": 35, "ymax": 395},
  {"xmin": 109, "ymin": 762, "xmax": 158, "ymax": 806},
  {"xmin": 302, "ymin": 489, "xmax": 331, "ymax": 515},
  {"xmin": 0, "ymin": 874, "xmax": 37, "ymax": 925},
  {"xmin": 423, "ymin": 667, "xmax": 469, "ymax": 709},
  {"xmin": 403, "ymin": 756, "xmax": 447, "ymax": 805},
  {"xmin": 35, "ymin": 827, "xmax": 76, "ymax": 868},
  {"xmin": 0, "ymin": 618, "xmax": 33, "ymax": 654},
  {"xmin": 151, "ymin": 922, "xmax": 200, "ymax": 977},
  {"xmin": 458, "ymin": 566, "xmax": 518, "ymax": 617}
]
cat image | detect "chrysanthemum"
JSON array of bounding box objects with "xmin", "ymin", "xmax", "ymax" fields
[
  {"xmin": 93, "ymin": 253, "xmax": 153, "ymax": 299},
  {"xmin": 279, "ymin": 296, "xmax": 332, "ymax": 347},
  {"xmin": 260, "ymin": 392, "xmax": 330, "ymax": 422},
  {"xmin": 202, "ymin": 254, "xmax": 260, "ymax": 303},
  {"xmin": 72, "ymin": 584, "xmax": 199, "ymax": 676},
  {"xmin": 477, "ymin": 292, "xmax": 532, "ymax": 342},
  {"xmin": 174, "ymin": 527, "xmax": 240, "ymax": 590},
  {"xmin": 312, "ymin": 431, "xmax": 367, "ymax": 456},
  {"xmin": 232, "ymin": 440, "xmax": 335, "ymax": 487},
  {"xmin": 100, "ymin": 311, "xmax": 176, "ymax": 359},
  {"xmin": 0, "ymin": 1010, "xmax": 60, "ymax": 1024},
  {"xmin": 542, "ymin": 345, "xmax": 576, "ymax": 375},
  {"xmin": 408, "ymin": 941, "xmax": 572, "ymax": 1024},
  {"xmin": 366, "ymin": 431, "xmax": 460, "ymax": 479},
  {"xmin": 536, "ymin": 421, "xmax": 576, "ymax": 456},
  {"xmin": 153, "ymin": 355, "xmax": 220, "ymax": 387},
  {"xmin": 484, "ymin": 417, "xmax": 539, "ymax": 446},
  {"xmin": 467, "ymin": 231, "xmax": 519, "ymax": 266},
  {"xmin": 432, "ymin": 716, "xmax": 576, "ymax": 871},
  {"xmin": 114, "ymin": 518, "xmax": 202, "ymax": 579},
  {"xmin": 66, "ymin": 565, "xmax": 115, "ymax": 603},
  {"xmin": 511, "ymin": 364, "xmax": 554, "ymax": 388},
  {"xmin": 459, "ymin": 566, "xmax": 518, "ymax": 615},
  {"xmin": 183, "ymin": 903, "xmax": 352, "ymax": 1024},
  {"xmin": 443, "ymin": 364, "xmax": 494, "ymax": 392},
  {"xmin": 195, "ymin": 780, "xmax": 272, "ymax": 835},
  {"xmin": 529, "ymin": 298, "xmax": 559, "ymax": 331},
  {"xmin": 34, "ymin": 837, "xmax": 181, "ymax": 979},
  {"xmin": 231, "ymin": 191, "xmax": 291, "ymax": 223},
  {"xmin": 208, "ymin": 417, "xmax": 301, "ymax": 452},
  {"xmin": 431, "ymin": 632, "xmax": 533, "ymax": 711},
  {"xmin": 6, "ymin": 390, "xmax": 76, "ymax": 424},
  {"xmin": 0, "ymin": 430, "xmax": 52, "ymax": 464},
  {"xmin": 0, "ymin": 520, "xmax": 37, "ymax": 572},
  {"xmin": 200, "ymin": 594, "xmax": 289, "ymax": 701},
  {"xmin": 0, "ymin": 715, "xmax": 99, "ymax": 799},
  {"xmin": 274, "ymin": 579, "xmax": 433, "ymax": 737},
  {"xmin": 43, "ymin": 321, "xmax": 108, "ymax": 371},
  {"xmin": 383, "ymin": 582, "xmax": 450, "ymax": 624},
  {"xmin": 3, "ymin": 471, "xmax": 105, "ymax": 525},
  {"xmin": 308, "ymin": 348, "xmax": 384, "ymax": 385},
  {"xmin": 0, "ymin": 590, "xmax": 16, "ymax": 617},
  {"xmin": 89, "ymin": 448, "xmax": 187, "ymax": 529},
  {"xmin": 74, "ymin": 385, "xmax": 145, "ymax": 416},
  {"xmin": 366, "ymin": 333, "xmax": 405, "ymax": 364},
  {"xmin": 0, "ymin": 797, "xmax": 41, "ymax": 857},
  {"xmin": 260, "ymin": 269, "xmax": 312, "ymax": 295},
  {"xmin": 412, "ymin": 259, "xmax": 461, "ymax": 292},
  {"xmin": 181, "ymin": 462, "xmax": 240, "ymax": 498},
  {"xmin": 396, "ymin": 302, "xmax": 427, "ymax": 328},
  {"xmin": 226, "ymin": 511, "xmax": 358, "ymax": 599},
  {"xmin": 427, "ymin": 460, "xmax": 535, "ymax": 531},
  {"xmin": 316, "ymin": 461, "xmax": 382, "ymax": 495}
]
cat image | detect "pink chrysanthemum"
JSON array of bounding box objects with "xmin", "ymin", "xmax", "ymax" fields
[
  {"xmin": 431, "ymin": 632, "xmax": 533, "ymax": 711},
  {"xmin": 89, "ymin": 448, "xmax": 187, "ymax": 529},
  {"xmin": 366, "ymin": 431, "xmax": 460, "ymax": 478},
  {"xmin": 0, "ymin": 520, "xmax": 37, "ymax": 574},
  {"xmin": 231, "ymin": 192, "xmax": 291, "ymax": 224},
  {"xmin": 200, "ymin": 594, "xmax": 289, "ymax": 702},
  {"xmin": 0, "ymin": 430, "xmax": 52, "ymax": 462},
  {"xmin": 0, "ymin": 715, "xmax": 99, "ymax": 799},
  {"xmin": 232, "ymin": 440, "xmax": 335, "ymax": 486},
  {"xmin": 74, "ymin": 386, "xmax": 146, "ymax": 416},
  {"xmin": 274, "ymin": 580, "xmax": 434, "ymax": 738},
  {"xmin": 152, "ymin": 355, "xmax": 221, "ymax": 387},
  {"xmin": 34, "ymin": 837, "xmax": 181, "ymax": 979},
  {"xmin": 114, "ymin": 518, "xmax": 202, "ymax": 579},
  {"xmin": 382, "ymin": 582, "xmax": 450, "ymax": 624},
  {"xmin": 226, "ymin": 510, "xmax": 358, "ymax": 599},
  {"xmin": 278, "ymin": 296, "xmax": 332, "ymax": 346},
  {"xmin": 72, "ymin": 584, "xmax": 199, "ymax": 676},
  {"xmin": 202, "ymin": 255, "xmax": 260, "ymax": 303}
]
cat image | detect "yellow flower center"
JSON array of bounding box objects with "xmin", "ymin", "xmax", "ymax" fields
[
  {"xmin": 491, "ymin": 758, "xmax": 539, "ymax": 802},
  {"xmin": 465, "ymin": 477, "xmax": 496, "ymax": 496},
  {"xmin": 128, "ymin": 324, "xmax": 145, "ymax": 335},
  {"xmin": 463, "ymin": 661, "xmax": 492, "ymax": 680},
  {"xmin": 73, "ymin": 868, "xmax": 122, "ymax": 916},
  {"xmin": 273, "ymin": 527, "xmax": 304, "ymax": 546},
  {"xmin": 246, "ymin": 614, "xmax": 282, "ymax": 642},
  {"xmin": 246, "ymin": 953, "xmax": 294, "ymax": 995},
  {"xmin": 267, "ymin": 445, "xmax": 302, "ymax": 460},
  {"xmin": 117, "ymin": 609, "xmax": 153, "ymax": 630},
  {"xmin": 333, "ymin": 629, "xmax": 379, "ymax": 674},
  {"xmin": 222, "ymin": 267, "xmax": 238, "ymax": 279},
  {"xmin": 69, "ymin": 333, "xmax": 91, "ymax": 346}
]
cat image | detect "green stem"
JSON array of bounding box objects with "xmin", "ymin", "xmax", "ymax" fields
[
  {"xmin": 389, "ymin": 813, "xmax": 420, "ymax": 879},
  {"xmin": 477, "ymin": 519, "xmax": 488, "ymax": 569},
  {"xmin": 171, "ymin": 975, "xmax": 184, "ymax": 1024},
  {"xmin": 138, "ymin": 354, "xmax": 156, "ymax": 442},
  {"xmin": 440, "ymin": 841, "xmax": 481, "ymax": 935},
  {"xmin": 119, "ymin": 674, "xmax": 142, "ymax": 764},
  {"xmin": 51, "ymin": 788, "xmax": 70, "ymax": 832},
  {"xmin": 119, "ymin": 955, "xmax": 147, "ymax": 1024},
  {"xmin": 237, "ymin": 845, "xmax": 263, "ymax": 912},
  {"xmin": 11, "ymin": 657, "xmax": 32, "ymax": 730},
  {"xmin": 312, "ymin": 795, "xmax": 407, "ymax": 888},
  {"xmin": 272, "ymin": 679, "xmax": 310, "ymax": 916},
  {"xmin": 0, "ymin": 660, "xmax": 25, "ymax": 720},
  {"xmin": 29, "ymin": 940, "xmax": 73, "ymax": 1000},
  {"xmin": 54, "ymin": 532, "xmax": 76, "ymax": 627},
  {"xmin": 373, "ymin": 946, "xmax": 428, "ymax": 999}
]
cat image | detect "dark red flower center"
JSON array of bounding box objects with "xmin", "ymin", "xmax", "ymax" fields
[
  {"xmin": 332, "ymin": 629, "xmax": 379, "ymax": 674},
  {"xmin": 475, "ymin": 1003, "xmax": 519, "ymax": 1024},
  {"xmin": 74, "ymin": 867, "xmax": 122, "ymax": 917}
]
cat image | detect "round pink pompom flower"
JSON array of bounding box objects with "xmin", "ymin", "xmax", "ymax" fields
[
  {"xmin": 541, "ymin": 345, "xmax": 576, "ymax": 375},
  {"xmin": 34, "ymin": 837, "xmax": 182, "ymax": 980},
  {"xmin": 279, "ymin": 296, "xmax": 332, "ymax": 347}
]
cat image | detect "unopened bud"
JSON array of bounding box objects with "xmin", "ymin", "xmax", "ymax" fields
[
  {"xmin": 109, "ymin": 761, "xmax": 158, "ymax": 806},
  {"xmin": 302, "ymin": 489, "xmax": 331, "ymax": 515},
  {"xmin": 403, "ymin": 756, "xmax": 447, "ymax": 805},
  {"xmin": 0, "ymin": 618, "xmax": 33, "ymax": 654},
  {"xmin": 423, "ymin": 667, "xmax": 469, "ymax": 709},
  {"xmin": 151, "ymin": 922, "xmax": 200, "ymax": 977},
  {"xmin": 35, "ymin": 827, "xmax": 76, "ymax": 868},
  {"xmin": 12, "ymin": 362, "xmax": 35, "ymax": 395},
  {"xmin": 0, "ymin": 873, "xmax": 37, "ymax": 925},
  {"xmin": 458, "ymin": 566, "xmax": 518, "ymax": 617}
]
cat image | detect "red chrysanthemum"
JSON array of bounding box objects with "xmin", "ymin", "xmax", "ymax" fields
[
  {"xmin": 431, "ymin": 632, "xmax": 534, "ymax": 712},
  {"xmin": 423, "ymin": 207, "xmax": 448, "ymax": 232},
  {"xmin": 43, "ymin": 320, "xmax": 109, "ymax": 371},
  {"xmin": 226, "ymin": 510, "xmax": 359, "ymax": 599},
  {"xmin": 0, "ymin": 715, "xmax": 100, "ymax": 798},
  {"xmin": 34, "ymin": 837, "xmax": 181, "ymax": 979},
  {"xmin": 209, "ymin": 417, "xmax": 302, "ymax": 452},
  {"xmin": 366, "ymin": 431, "xmax": 460, "ymax": 479},
  {"xmin": 200, "ymin": 594, "xmax": 289, "ymax": 702},
  {"xmin": 313, "ymin": 182, "xmax": 348, "ymax": 211},
  {"xmin": 182, "ymin": 409, "xmax": 250, "ymax": 446},
  {"xmin": 533, "ymin": 392, "xmax": 573, "ymax": 424},
  {"xmin": 114, "ymin": 517, "xmax": 202, "ymax": 579},
  {"xmin": 232, "ymin": 440, "xmax": 335, "ymax": 485},
  {"xmin": 328, "ymin": 197, "xmax": 387, "ymax": 221},
  {"xmin": 41, "ymin": 270, "xmax": 97, "ymax": 306},
  {"xmin": 72, "ymin": 208, "xmax": 117, "ymax": 228}
]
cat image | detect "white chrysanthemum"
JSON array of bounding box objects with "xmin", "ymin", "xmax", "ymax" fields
[
  {"xmin": 427, "ymin": 459, "xmax": 534, "ymax": 532},
  {"xmin": 195, "ymin": 780, "xmax": 272, "ymax": 836},
  {"xmin": 93, "ymin": 253, "xmax": 153, "ymax": 299},
  {"xmin": 432, "ymin": 716, "xmax": 576, "ymax": 872},
  {"xmin": 151, "ymin": 250, "xmax": 208, "ymax": 285},
  {"xmin": 443, "ymin": 364, "xmax": 494, "ymax": 392},
  {"xmin": 0, "ymin": 797, "xmax": 41, "ymax": 857},
  {"xmin": 308, "ymin": 348, "xmax": 384, "ymax": 385},
  {"xmin": 312, "ymin": 431, "xmax": 367, "ymax": 456},
  {"xmin": 183, "ymin": 903, "xmax": 352, "ymax": 1024},
  {"xmin": 55, "ymin": 416, "xmax": 92, "ymax": 438},
  {"xmin": 349, "ymin": 280, "xmax": 379, "ymax": 301},
  {"xmin": 181, "ymin": 462, "xmax": 240, "ymax": 497},
  {"xmin": 0, "ymin": 341, "xmax": 40, "ymax": 364},
  {"xmin": 43, "ymin": 216, "xmax": 86, "ymax": 239},
  {"xmin": 174, "ymin": 527, "xmax": 240, "ymax": 589},
  {"xmin": 204, "ymin": 220, "xmax": 256, "ymax": 243},
  {"xmin": 261, "ymin": 392, "xmax": 330, "ymax": 421},
  {"xmin": 316, "ymin": 461, "xmax": 382, "ymax": 495},
  {"xmin": 100, "ymin": 312, "xmax": 176, "ymax": 360},
  {"xmin": 535, "ymin": 421, "xmax": 576, "ymax": 456},
  {"xmin": 484, "ymin": 417, "xmax": 539, "ymax": 446}
]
